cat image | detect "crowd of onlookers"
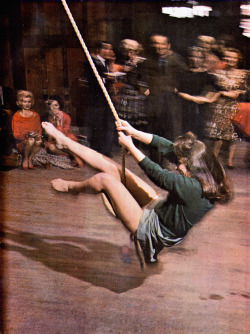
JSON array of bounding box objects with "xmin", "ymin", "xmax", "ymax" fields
[{"xmin": 0, "ymin": 33, "xmax": 249, "ymax": 170}]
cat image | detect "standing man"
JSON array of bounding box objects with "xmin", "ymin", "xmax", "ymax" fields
[
  {"xmin": 83, "ymin": 41, "xmax": 116, "ymax": 157},
  {"xmin": 138, "ymin": 34, "xmax": 187, "ymax": 143}
]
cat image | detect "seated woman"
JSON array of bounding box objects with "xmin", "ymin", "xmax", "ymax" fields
[
  {"xmin": 44, "ymin": 95, "xmax": 84, "ymax": 168},
  {"xmin": 12, "ymin": 90, "xmax": 42, "ymax": 170},
  {"xmin": 42, "ymin": 120, "xmax": 232, "ymax": 264}
]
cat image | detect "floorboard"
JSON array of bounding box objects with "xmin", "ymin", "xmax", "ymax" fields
[{"xmin": 0, "ymin": 141, "xmax": 249, "ymax": 334}]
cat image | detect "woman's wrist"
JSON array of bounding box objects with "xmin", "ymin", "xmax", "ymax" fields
[
  {"xmin": 130, "ymin": 128, "xmax": 138, "ymax": 138},
  {"xmin": 128, "ymin": 143, "xmax": 146, "ymax": 162}
]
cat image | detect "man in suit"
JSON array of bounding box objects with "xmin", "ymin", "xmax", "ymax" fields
[
  {"xmin": 83, "ymin": 41, "xmax": 116, "ymax": 157},
  {"xmin": 138, "ymin": 34, "xmax": 187, "ymax": 141}
]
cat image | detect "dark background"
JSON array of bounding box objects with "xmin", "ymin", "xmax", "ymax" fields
[{"xmin": 0, "ymin": 0, "xmax": 249, "ymax": 122}]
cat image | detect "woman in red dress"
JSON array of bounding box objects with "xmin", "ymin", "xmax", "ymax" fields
[
  {"xmin": 12, "ymin": 90, "xmax": 42, "ymax": 170},
  {"xmin": 45, "ymin": 96, "xmax": 84, "ymax": 168}
]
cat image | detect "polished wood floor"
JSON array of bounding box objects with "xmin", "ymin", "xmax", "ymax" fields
[{"xmin": 0, "ymin": 141, "xmax": 249, "ymax": 334}]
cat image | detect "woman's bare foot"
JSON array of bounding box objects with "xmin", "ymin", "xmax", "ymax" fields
[
  {"xmin": 51, "ymin": 179, "xmax": 82, "ymax": 193},
  {"xmin": 28, "ymin": 158, "xmax": 35, "ymax": 169},
  {"xmin": 42, "ymin": 122, "xmax": 67, "ymax": 150},
  {"xmin": 22, "ymin": 158, "xmax": 29, "ymax": 170}
]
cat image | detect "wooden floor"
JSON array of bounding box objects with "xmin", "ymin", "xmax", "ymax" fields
[{"xmin": 0, "ymin": 141, "xmax": 249, "ymax": 334}]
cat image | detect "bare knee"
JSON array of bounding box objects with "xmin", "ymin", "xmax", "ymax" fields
[
  {"xmin": 104, "ymin": 162, "xmax": 120, "ymax": 180},
  {"xmin": 26, "ymin": 137, "xmax": 35, "ymax": 147},
  {"xmin": 35, "ymin": 139, "xmax": 43, "ymax": 147},
  {"xmin": 47, "ymin": 143, "xmax": 60, "ymax": 154},
  {"xmin": 91, "ymin": 172, "xmax": 118, "ymax": 192}
]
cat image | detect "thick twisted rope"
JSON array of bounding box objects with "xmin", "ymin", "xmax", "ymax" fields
[{"xmin": 61, "ymin": 0, "xmax": 126, "ymax": 185}]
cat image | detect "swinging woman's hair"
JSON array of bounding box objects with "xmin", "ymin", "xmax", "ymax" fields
[{"xmin": 173, "ymin": 132, "xmax": 233, "ymax": 204}]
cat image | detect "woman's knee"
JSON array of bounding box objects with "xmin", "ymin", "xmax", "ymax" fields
[
  {"xmin": 103, "ymin": 161, "xmax": 121, "ymax": 180},
  {"xmin": 26, "ymin": 137, "xmax": 35, "ymax": 146},
  {"xmin": 35, "ymin": 139, "xmax": 43, "ymax": 147},
  {"xmin": 47, "ymin": 143, "xmax": 57, "ymax": 153},
  {"xmin": 91, "ymin": 172, "xmax": 118, "ymax": 192}
]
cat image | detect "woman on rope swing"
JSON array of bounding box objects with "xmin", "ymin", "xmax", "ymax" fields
[{"xmin": 42, "ymin": 120, "xmax": 232, "ymax": 264}]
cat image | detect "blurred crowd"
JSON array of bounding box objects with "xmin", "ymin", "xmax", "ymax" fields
[{"xmin": 0, "ymin": 33, "xmax": 249, "ymax": 170}]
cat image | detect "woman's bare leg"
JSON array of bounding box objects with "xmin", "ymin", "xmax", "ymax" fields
[
  {"xmin": 47, "ymin": 143, "xmax": 68, "ymax": 156},
  {"xmin": 22, "ymin": 138, "xmax": 36, "ymax": 169},
  {"xmin": 72, "ymin": 153, "xmax": 84, "ymax": 168},
  {"xmin": 213, "ymin": 139, "xmax": 223, "ymax": 158},
  {"xmin": 42, "ymin": 122, "xmax": 158, "ymax": 206},
  {"xmin": 28, "ymin": 139, "xmax": 43, "ymax": 168},
  {"xmin": 228, "ymin": 142, "xmax": 236, "ymax": 167},
  {"xmin": 52, "ymin": 173, "xmax": 144, "ymax": 234}
]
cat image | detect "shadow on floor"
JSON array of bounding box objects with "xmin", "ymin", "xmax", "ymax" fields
[{"xmin": 1, "ymin": 229, "xmax": 163, "ymax": 294}]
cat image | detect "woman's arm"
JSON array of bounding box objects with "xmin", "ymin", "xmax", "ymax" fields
[
  {"xmin": 118, "ymin": 131, "xmax": 146, "ymax": 162},
  {"xmin": 59, "ymin": 112, "xmax": 72, "ymax": 134},
  {"xmin": 116, "ymin": 120, "xmax": 174, "ymax": 157},
  {"xmin": 220, "ymin": 90, "xmax": 246, "ymax": 99},
  {"xmin": 116, "ymin": 120, "xmax": 153, "ymax": 144},
  {"xmin": 178, "ymin": 91, "xmax": 220, "ymax": 104},
  {"xmin": 12, "ymin": 114, "xmax": 24, "ymax": 140}
]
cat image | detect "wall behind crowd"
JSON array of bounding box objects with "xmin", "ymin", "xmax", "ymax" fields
[{"xmin": 0, "ymin": 0, "xmax": 249, "ymax": 123}]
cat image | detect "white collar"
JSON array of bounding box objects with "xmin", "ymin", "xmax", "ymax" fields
[{"xmin": 96, "ymin": 55, "xmax": 106, "ymax": 67}]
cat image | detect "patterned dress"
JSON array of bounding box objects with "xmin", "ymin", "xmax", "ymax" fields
[
  {"xmin": 205, "ymin": 69, "xmax": 247, "ymax": 141},
  {"xmin": 115, "ymin": 57, "xmax": 148, "ymax": 129}
]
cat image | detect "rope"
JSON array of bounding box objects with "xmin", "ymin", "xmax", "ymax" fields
[
  {"xmin": 130, "ymin": 233, "xmax": 145, "ymax": 270},
  {"xmin": 61, "ymin": 0, "xmax": 126, "ymax": 184},
  {"xmin": 60, "ymin": 0, "xmax": 148, "ymax": 269},
  {"xmin": 61, "ymin": 0, "xmax": 119, "ymax": 121}
]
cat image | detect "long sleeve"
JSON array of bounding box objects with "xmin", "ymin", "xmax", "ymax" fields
[
  {"xmin": 139, "ymin": 156, "xmax": 201, "ymax": 201},
  {"xmin": 58, "ymin": 112, "xmax": 78, "ymax": 142},
  {"xmin": 139, "ymin": 155, "xmax": 213, "ymax": 238},
  {"xmin": 12, "ymin": 111, "xmax": 42, "ymax": 141},
  {"xmin": 12, "ymin": 113, "xmax": 24, "ymax": 140},
  {"xmin": 58, "ymin": 112, "xmax": 71, "ymax": 135},
  {"xmin": 149, "ymin": 134, "xmax": 174, "ymax": 156}
]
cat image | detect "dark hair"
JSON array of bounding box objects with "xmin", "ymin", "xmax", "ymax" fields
[
  {"xmin": 173, "ymin": 132, "xmax": 233, "ymax": 204},
  {"xmin": 47, "ymin": 95, "xmax": 64, "ymax": 109},
  {"xmin": 223, "ymin": 47, "xmax": 242, "ymax": 62},
  {"xmin": 150, "ymin": 33, "xmax": 169, "ymax": 43},
  {"xmin": 95, "ymin": 41, "xmax": 111, "ymax": 51}
]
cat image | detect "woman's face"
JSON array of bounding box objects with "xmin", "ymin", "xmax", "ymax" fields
[
  {"xmin": 49, "ymin": 100, "xmax": 61, "ymax": 114},
  {"xmin": 122, "ymin": 48, "xmax": 137, "ymax": 61},
  {"xmin": 223, "ymin": 51, "xmax": 239, "ymax": 69},
  {"xmin": 189, "ymin": 51, "xmax": 204, "ymax": 69},
  {"xmin": 19, "ymin": 97, "xmax": 32, "ymax": 110},
  {"xmin": 204, "ymin": 53, "xmax": 220, "ymax": 72}
]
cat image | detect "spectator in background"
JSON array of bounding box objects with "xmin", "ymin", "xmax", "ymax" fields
[
  {"xmin": 205, "ymin": 48, "xmax": 248, "ymax": 169},
  {"xmin": 177, "ymin": 46, "xmax": 220, "ymax": 139},
  {"xmin": 136, "ymin": 34, "xmax": 187, "ymax": 163},
  {"xmin": 83, "ymin": 41, "xmax": 116, "ymax": 157},
  {"xmin": 44, "ymin": 95, "xmax": 84, "ymax": 168},
  {"xmin": 114, "ymin": 39, "xmax": 148, "ymax": 130},
  {"xmin": 12, "ymin": 90, "xmax": 42, "ymax": 170},
  {"xmin": 204, "ymin": 47, "xmax": 226, "ymax": 73},
  {"xmin": 138, "ymin": 34, "xmax": 187, "ymax": 139},
  {"xmin": 196, "ymin": 35, "xmax": 217, "ymax": 70}
]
